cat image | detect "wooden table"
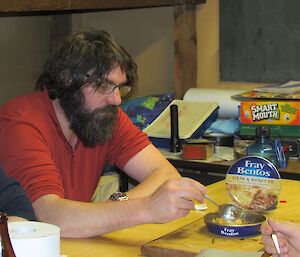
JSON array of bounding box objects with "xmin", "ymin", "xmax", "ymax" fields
[
  {"xmin": 60, "ymin": 179, "xmax": 300, "ymax": 257},
  {"xmin": 60, "ymin": 211, "xmax": 203, "ymax": 257}
]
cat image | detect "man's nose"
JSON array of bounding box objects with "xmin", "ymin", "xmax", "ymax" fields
[{"xmin": 105, "ymin": 88, "xmax": 122, "ymax": 106}]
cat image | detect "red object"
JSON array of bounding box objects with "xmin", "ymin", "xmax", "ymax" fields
[
  {"xmin": 182, "ymin": 143, "xmax": 214, "ymax": 160},
  {"xmin": 0, "ymin": 91, "xmax": 150, "ymax": 202}
]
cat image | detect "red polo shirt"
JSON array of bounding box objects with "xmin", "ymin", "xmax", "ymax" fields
[{"xmin": 0, "ymin": 91, "xmax": 150, "ymax": 202}]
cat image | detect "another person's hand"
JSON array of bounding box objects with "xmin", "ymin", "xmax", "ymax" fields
[
  {"xmin": 143, "ymin": 177, "xmax": 207, "ymax": 224},
  {"xmin": 261, "ymin": 219, "xmax": 300, "ymax": 257}
]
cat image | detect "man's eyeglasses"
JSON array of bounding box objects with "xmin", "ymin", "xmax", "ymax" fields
[{"xmin": 95, "ymin": 80, "xmax": 132, "ymax": 97}]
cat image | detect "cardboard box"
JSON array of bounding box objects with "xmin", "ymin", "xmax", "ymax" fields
[
  {"xmin": 182, "ymin": 139, "xmax": 214, "ymax": 160},
  {"xmin": 240, "ymin": 101, "xmax": 300, "ymax": 125}
]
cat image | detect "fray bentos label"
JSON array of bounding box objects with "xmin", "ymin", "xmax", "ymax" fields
[
  {"xmin": 226, "ymin": 156, "xmax": 281, "ymax": 212},
  {"xmin": 240, "ymin": 101, "xmax": 300, "ymax": 125}
]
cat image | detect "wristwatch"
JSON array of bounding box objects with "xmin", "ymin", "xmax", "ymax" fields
[{"xmin": 109, "ymin": 192, "xmax": 129, "ymax": 201}]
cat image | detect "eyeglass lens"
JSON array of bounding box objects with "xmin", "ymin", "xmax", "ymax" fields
[{"xmin": 97, "ymin": 81, "xmax": 131, "ymax": 97}]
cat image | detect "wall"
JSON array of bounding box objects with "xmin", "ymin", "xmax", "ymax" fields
[
  {"xmin": 0, "ymin": 7, "xmax": 174, "ymax": 104},
  {"xmin": 220, "ymin": 0, "xmax": 300, "ymax": 84},
  {"xmin": 1, "ymin": 2, "xmax": 260, "ymax": 104},
  {"xmin": 0, "ymin": 16, "xmax": 49, "ymax": 104},
  {"xmin": 196, "ymin": 0, "xmax": 266, "ymax": 90}
]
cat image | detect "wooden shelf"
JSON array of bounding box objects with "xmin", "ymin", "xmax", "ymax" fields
[{"xmin": 0, "ymin": 0, "xmax": 205, "ymax": 14}]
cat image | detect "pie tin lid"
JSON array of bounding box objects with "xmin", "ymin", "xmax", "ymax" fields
[{"xmin": 226, "ymin": 156, "xmax": 281, "ymax": 212}]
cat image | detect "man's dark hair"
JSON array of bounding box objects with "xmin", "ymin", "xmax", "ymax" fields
[{"xmin": 36, "ymin": 29, "xmax": 137, "ymax": 99}]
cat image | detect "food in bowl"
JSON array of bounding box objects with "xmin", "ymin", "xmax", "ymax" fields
[
  {"xmin": 211, "ymin": 216, "xmax": 244, "ymax": 226},
  {"xmin": 205, "ymin": 211, "xmax": 266, "ymax": 237}
]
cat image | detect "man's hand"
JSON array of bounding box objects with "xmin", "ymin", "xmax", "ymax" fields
[{"xmin": 142, "ymin": 177, "xmax": 207, "ymax": 224}]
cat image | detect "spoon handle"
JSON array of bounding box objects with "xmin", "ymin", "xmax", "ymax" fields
[
  {"xmin": 204, "ymin": 194, "xmax": 220, "ymax": 207},
  {"xmin": 266, "ymin": 219, "xmax": 281, "ymax": 256},
  {"xmin": 272, "ymin": 233, "xmax": 280, "ymax": 256}
]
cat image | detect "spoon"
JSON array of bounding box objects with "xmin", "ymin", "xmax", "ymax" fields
[
  {"xmin": 204, "ymin": 194, "xmax": 244, "ymax": 222},
  {"xmin": 220, "ymin": 203, "xmax": 245, "ymax": 222}
]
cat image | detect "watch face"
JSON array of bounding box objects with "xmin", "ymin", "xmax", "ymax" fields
[{"xmin": 110, "ymin": 192, "xmax": 129, "ymax": 201}]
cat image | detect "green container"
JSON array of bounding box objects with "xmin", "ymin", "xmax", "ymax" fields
[{"xmin": 239, "ymin": 124, "xmax": 300, "ymax": 138}]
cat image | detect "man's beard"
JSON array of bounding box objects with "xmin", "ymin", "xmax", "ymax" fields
[{"xmin": 59, "ymin": 91, "xmax": 118, "ymax": 147}]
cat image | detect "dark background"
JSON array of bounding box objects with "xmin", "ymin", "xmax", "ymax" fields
[{"xmin": 220, "ymin": 0, "xmax": 300, "ymax": 83}]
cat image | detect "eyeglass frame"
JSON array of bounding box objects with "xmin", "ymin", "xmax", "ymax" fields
[
  {"xmin": 83, "ymin": 71, "xmax": 132, "ymax": 97},
  {"xmin": 95, "ymin": 79, "xmax": 132, "ymax": 97}
]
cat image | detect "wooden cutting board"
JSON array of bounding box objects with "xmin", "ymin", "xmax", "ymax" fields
[
  {"xmin": 141, "ymin": 218, "xmax": 264, "ymax": 257},
  {"xmin": 141, "ymin": 179, "xmax": 300, "ymax": 257}
]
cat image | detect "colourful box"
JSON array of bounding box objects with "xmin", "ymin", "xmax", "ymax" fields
[{"xmin": 240, "ymin": 101, "xmax": 300, "ymax": 125}]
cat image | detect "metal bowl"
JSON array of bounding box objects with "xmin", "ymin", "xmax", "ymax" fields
[{"xmin": 204, "ymin": 211, "xmax": 266, "ymax": 237}]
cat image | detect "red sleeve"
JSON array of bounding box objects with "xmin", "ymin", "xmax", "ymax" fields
[
  {"xmin": 0, "ymin": 122, "xmax": 64, "ymax": 202},
  {"xmin": 106, "ymin": 109, "xmax": 151, "ymax": 169}
]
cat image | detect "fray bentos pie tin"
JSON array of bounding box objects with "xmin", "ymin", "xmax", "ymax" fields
[
  {"xmin": 226, "ymin": 156, "xmax": 281, "ymax": 212},
  {"xmin": 204, "ymin": 156, "xmax": 280, "ymax": 237},
  {"xmin": 204, "ymin": 211, "xmax": 266, "ymax": 237}
]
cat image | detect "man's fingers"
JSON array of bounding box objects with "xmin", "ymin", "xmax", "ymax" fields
[{"xmin": 174, "ymin": 177, "xmax": 207, "ymax": 195}]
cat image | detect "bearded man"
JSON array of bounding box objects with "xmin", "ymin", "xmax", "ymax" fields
[{"xmin": 0, "ymin": 29, "xmax": 207, "ymax": 238}]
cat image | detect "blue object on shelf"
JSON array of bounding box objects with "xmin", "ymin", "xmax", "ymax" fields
[{"xmin": 121, "ymin": 93, "xmax": 175, "ymax": 130}]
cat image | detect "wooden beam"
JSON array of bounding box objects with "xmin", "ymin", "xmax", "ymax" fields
[
  {"xmin": 174, "ymin": 4, "xmax": 197, "ymax": 99},
  {"xmin": 0, "ymin": 0, "xmax": 205, "ymax": 14},
  {"xmin": 48, "ymin": 14, "xmax": 72, "ymax": 53}
]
